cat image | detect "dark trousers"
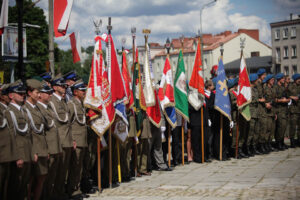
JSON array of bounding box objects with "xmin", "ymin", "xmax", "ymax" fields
[
  {"xmin": 191, "ymin": 125, "xmax": 208, "ymax": 162},
  {"xmin": 171, "ymin": 126, "xmax": 182, "ymax": 164}
]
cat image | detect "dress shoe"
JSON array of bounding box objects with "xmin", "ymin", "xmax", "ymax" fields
[
  {"xmin": 157, "ymin": 167, "xmax": 173, "ymax": 171},
  {"xmin": 141, "ymin": 172, "xmax": 151, "ymax": 176},
  {"xmin": 290, "ymin": 139, "xmax": 296, "ymax": 148}
]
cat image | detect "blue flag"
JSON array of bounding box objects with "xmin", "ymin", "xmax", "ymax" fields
[{"xmin": 214, "ymin": 58, "xmax": 231, "ymax": 121}]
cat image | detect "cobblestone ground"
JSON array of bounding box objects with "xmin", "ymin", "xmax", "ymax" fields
[{"xmin": 87, "ymin": 146, "xmax": 300, "ymax": 200}]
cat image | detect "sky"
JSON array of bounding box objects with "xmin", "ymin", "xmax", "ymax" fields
[{"xmin": 33, "ymin": 0, "xmax": 300, "ymax": 50}]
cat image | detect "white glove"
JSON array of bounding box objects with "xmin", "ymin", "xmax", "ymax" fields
[
  {"xmin": 208, "ymin": 119, "xmax": 212, "ymax": 127},
  {"xmin": 288, "ymin": 99, "xmax": 292, "ymax": 106},
  {"xmin": 230, "ymin": 121, "xmax": 234, "ymax": 129}
]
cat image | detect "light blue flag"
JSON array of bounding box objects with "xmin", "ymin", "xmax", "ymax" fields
[{"xmin": 214, "ymin": 58, "xmax": 231, "ymax": 121}]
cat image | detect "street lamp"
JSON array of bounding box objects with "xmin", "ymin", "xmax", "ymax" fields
[{"xmin": 200, "ymin": 0, "xmax": 217, "ymax": 36}]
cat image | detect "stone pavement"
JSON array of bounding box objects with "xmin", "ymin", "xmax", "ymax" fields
[{"xmin": 87, "ymin": 147, "xmax": 300, "ymax": 200}]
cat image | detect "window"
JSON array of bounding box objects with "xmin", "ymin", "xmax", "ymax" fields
[
  {"xmin": 292, "ymin": 46, "xmax": 297, "ymax": 58},
  {"xmin": 275, "ymin": 65, "xmax": 281, "ymax": 73},
  {"xmin": 284, "ymin": 66, "xmax": 289, "ymax": 75},
  {"xmin": 292, "ymin": 65, "xmax": 297, "ymax": 74},
  {"xmin": 251, "ymin": 51, "xmax": 260, "ymax": 57},
  {"xmin": 283, "ymin": 28, "xmax": 288, "ymax": 39},
  {"xmin": 275, "ymin": 29, "xmax": 280, "ymax": 40},
  {"xmin": 291, "ymin": 27, "xmax": 296, "ymax": 38},
  {"xmin": 276, "ymin": 48, "xmax": 281, "ymax": 62},
  {"xmin": 283, "ymin": 46, "xmax": 288, "ymax": 58}
]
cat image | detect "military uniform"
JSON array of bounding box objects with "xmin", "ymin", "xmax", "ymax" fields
[
  {"xmin": 288, "ymin": 75, "xmax": 300, "ymax": 146},
  {"xmin": 249, "ymin": 83, "xmax": 260, "ymax": 149},
  {"xmin": 67, "ymin": 96, "xmax": 88, "ymax": 196},
  {"xmin": 0, "ymin": 100, "xmax": 16, "ymax": 200}
]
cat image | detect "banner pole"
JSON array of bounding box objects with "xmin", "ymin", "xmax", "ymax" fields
[
  {"xmin": 97, "ymin": 137, "xmax": 102, "ymax": 192},
  {"xmin": 168, "ymin": 124, "xmax": 171, "ymax": 167},
  {"xmin": 201, "ymin": 107, "xmax": 205, "ymax": 163},
  {"xmin": 109, "ymin": 127, "xmax": 112, "ymax": 188},
  {"xmin": 220, "ymin": 115, "xmax": 223, "ymax": 161},
  {"xmin": 117, "ymin": 140, "xmax": 122, "ymax": 183},
  {"xmin": 182, "ymin": 119, "xmax": 185, "ymax": 165},
  {"xmin": 235, "ymin": 112, "xmax": 239, "ymax": 158}
]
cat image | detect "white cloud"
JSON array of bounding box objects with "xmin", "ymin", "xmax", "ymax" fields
[{"xmin": 36, "ymin": 0, "xmax": 272, "ymax": 49}]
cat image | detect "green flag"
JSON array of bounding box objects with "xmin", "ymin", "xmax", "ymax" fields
[
  {"xmin": 174, "ymin": 50, "xmax": 189, "ymax": 122},
  {"xmin": 240, "ymin": 104, "xmax": 251, "ymax": 121},
  {"xmin": 132, "ymin": 62, "xmax": 144, "ymax": 136}
]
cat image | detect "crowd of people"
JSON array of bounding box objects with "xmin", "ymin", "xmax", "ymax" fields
[{"xmin": 0, "ymin": 67, "xmax": 299, "ymax": 200}]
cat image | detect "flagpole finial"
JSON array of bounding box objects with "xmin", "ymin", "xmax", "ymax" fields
[
  {"xmin": 121, "ymin": 37, "xmax": 126, "ymax": 50},
  {"xmin": 220, "ymin": 42, "xmax": 224, "ymax": 56},
  {"xmin": 142, "ymin": 29, "xmax": 151, "ymax": 40},
  {"xmin": 107, "ymin": 17, "xmax": 112, "ymax": 34},
  {"xmin": 165, "ymin": 38, "xmax": 171, "ymax": 55},
  {"xmin": 131, "ymin": 27, "xmax": 136, "ymax": 37},
  {"xmin": 180, "ymin": 35, "xmax": 184, "ymax": 49},
  {"xmin": 240, "ymin": 37, "xmax": 246, "ymax": 51},
  {"xmin": 93, "ymin": 19, "xmax": 102, "ymax": 35}
]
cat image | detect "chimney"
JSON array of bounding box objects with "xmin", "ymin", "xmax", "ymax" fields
[
  {"xmin": 290, "ymin": 13, "xmax": 293, "ymax": 20},
  {"xmin": 238, "ymin": 29, "xmax": 259, "ymax": 41}
]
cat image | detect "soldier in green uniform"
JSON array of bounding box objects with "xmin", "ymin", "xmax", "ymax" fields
[
  {"xmin": 256, "ymin": 69, "xmax": 267, "ymax": 154},
  {"xmin": 67, "ymin": 79, "xmax": 88, "ymax": 198},
  {"xmin": 24, "ymin": 79, "xmax": 49, "ymax": 200},
  {"xmin": 263, "ymin": 74, "xmax": 277, "ymax": 153},
  {"xmin": 0, "ymin": 84, "xmax": 16, "ymax": 200},
  {"xmin": 37, "ymin": 82, "xmax": 62, "ymax": 199},
  {"xmin": 248, "ymin": 74, "xmax": 260, "ymax": 155},
  {"xmin": 50, "ymin": 74, "xmax": 74, "ymax": 199},
  {"xmin": 274, "ymin": 73, "xmax": 290, "ymax": 150},
  {"xmin": 5, "ymin": 80, "xmax": 31, "ymax": 199},
  {"xmin": 288, "ymin": 74, "xmax": 300, "ymax": 147}
]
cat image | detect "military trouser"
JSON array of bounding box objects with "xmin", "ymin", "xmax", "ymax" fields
[
  {"xmin": 119, "ymin": 139, "xmax": 129, "ymax": 180},
  {"xmin": 82, "ymin": 133, "xmax": 97, "ymax": 179},
  {"xmin": 137, "ymin": 138, "xmax": 150, "ymax": 173},
  {"xmin": 247, "ymin": 118, "xmax": 258, "ymax": 146},
  {"xmin": 250, "ymin": 118, "xmax": 260, "ymax": 146},
  {"xmin": 124, "ymin": 137, "xmax": 134, "ymax": 178},
  {"xmin": 0, "ymin": 162, "xmax": 10, "ymax": 200},
  {"xmin": 289, "ymin": 113, "xmax": 300, "ymax": 140},
  {"xmin": 8, "ymin": 162, "xmax": 31, "ymax": 200},
  {"xmin": 239, "ymin": 116, "xmax": 249, "ymax": 147},
  {"xmin": 265, "ymin": 116, "xmax": 276, "ymax": 143},
  {"xmin": 67, "ymin": 147, "xmax": 86, "ymax": 196},
  {"xmin": 275, "ymin": 114, "xmax": 287, "ymax": 142},
  {"xmin": 43, "ymin": 153, "xmax": 60, "ymax": 199},
  {"xmin": 231, "ymin": 121, "xmax": 238, "ymax": 148},
  {"xmin": 54, "ymin": 147, "xmax": 72, "ymax": 196}
]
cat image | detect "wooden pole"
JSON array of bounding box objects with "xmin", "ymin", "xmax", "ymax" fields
[
  {"xmin": 181, "ymin": 119, "xmax": 185, "ymax": 165},
  {"xmin": 97, "ymin": 137, "xmax": 101, "ymax": 192},
  {"xmin": 168, "ymin": 124, "xmax": 171, "ymax": 167},
  {"xmin": 133, "ymin": 137, "xmax": 137, "ymax": 178},
  {"xmin": 116, "ymin": 140, "xmax": 122, "ymax": 183},
  {"xmin": 48, "ymin": 0, "xmax": 55, "ymax": 76},
  {"xmin": 17, "ymin": 0, "xmax": 24, "ymax": 83},
  {"xmin": 235, "ymin": 112, "xmax": 239, "ymax": 158},
  {"xmin": 109, "ymin": 128, "xmax": 112, "ymax": 188},
  {"xmin": 220, "ymin": 115, "xmax": 223, "ymax": 161},
  {"xmin": 201, "ymin": 107, "xmax": 205, "ymax": 163}
]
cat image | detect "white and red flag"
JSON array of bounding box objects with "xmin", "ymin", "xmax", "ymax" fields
[
  {"xmin": 69, "ymin": 32, "xmax": 81, "ymax": 63},
  {"xmin": 84, "ymin": 35, "xmax": 115, "ymax": 136},
  {"xmin": 237, "ymin": 55, "xmax": 252, "ymax": 108},
  {"xmin": 54, "ymin": 0, "xmax": 73, "ymax": 37},
  {"xmin": 158, "ymin": 57, "xmax": 177, "ymax": 128},
  {"xmin": 122, "ymin": 50, "xmax": 134, "ymax": 109},
  {"xmin": 0, "ymin": 0, "xmax": 8, "ymax": 35},
  {"xmin": 188, "ymin": 38, "xmax": 205, "ymax": 110}
]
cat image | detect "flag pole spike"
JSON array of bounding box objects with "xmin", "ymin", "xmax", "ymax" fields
[{"xmin": 97, "ymin": 138, "xmax": 102, "ymax": 193}]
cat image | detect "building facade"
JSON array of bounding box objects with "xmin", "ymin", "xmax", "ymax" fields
[{"xmin": 270, "ymin": 15, "xmax": 300, "ymax": 76}]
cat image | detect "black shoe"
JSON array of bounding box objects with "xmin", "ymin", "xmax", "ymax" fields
[
  {"xmin": 205, "ymin": 158, "xmax": 212, "ymax": 163},
  {"xmin": 157, "ymin": 167, "xmax": 173, "ymax": 171},
  {"xmin": 282, "ymin": 141, "xmax": 288, "ymax": 149},
  {"xmin": 277, "ymin": 142, "xmax": 284, "ymax": 151},
  {"xmin": 238, "ymin": 148, "xmax": 248, "ymax": 158},
  {"xmin": 253, "ymin": 145, "xmax": 261, "ymax": 155},
  {"xmin": 290, "ymin": 139, "xmax": 296, "ymax": 148}
]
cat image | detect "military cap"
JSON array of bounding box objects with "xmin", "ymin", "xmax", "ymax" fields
[
  {"xmin": 40, "ymin": 81, "xmax": 53, "ymax": 93},
  {"xmin": 40, "ymin": 72, "xmax": 52, "ymax": 82},
  {"xmin": 257, "ymin": 68, "xmax": 266, "ymax": 76},
  {"xmin": 263, "ymin": 74, "xmax": 274, "ymax": 84},
  {"xmin": 227, "ymin": 78, "xmax": 235, "ymax": 89},
  {"xmin": 8, "ymin": 80, "xmax": 26, "ymax": 94},
  {"xmin": 249, "ymin": 73, "xmax": 258, "ymax": 82},
  {"xmin": 26, "ymin": 79, "xmax": 42, "ymax": 91},
  {"xmin": 1, "ymin": 84, "xmax": 10, "ymax": 95},
  {"xmin": 63, "ymin": 71, "xmax": 78, "ymax": 81},
  {"xmin": 51, "ymin": 73, "xmax": 67, "ymax": 87},
  {"xmin": 292, "ymin": 73, "xmax": 300, "ymax": 81},
  {"xmin": 72, "ymin": 79, "xmax": 86, "ymax": 91},
  {"xmin": 275, "ymin": 73, "xmax": 284, "ymax": 80}
]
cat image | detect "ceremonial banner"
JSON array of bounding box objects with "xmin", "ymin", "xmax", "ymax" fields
[
  {"xmin": 158, "ymin": 57, "xmax": 177, "ymax": 128},
  {"xmin": 112, "ymin": 117, "xmax": 128, "ymax": 143},
  {"xmin": 100, "ymin": 135, "xmax": 107, "ymax": 151},
  {"xmin": 142, "ymin": 42, "xmax": 155, "ymax": 107},
  {"xmin": 214, "ymin": 58, "xmax": 231, "ymax": 121},
  {"xmin": 0, "ymin": 0, "xmax": 8, "ymax": 35},
  {"xmin": 121, "ymin": 50, "xmax": 134, "ymax": 109},
  {"xmin": 107, "ymin": 34, "xmax": 128, "ymax": 126},
  {"xmin": 188, "ymin": 38, "xmax": 205, "ymax": 110},
  {"xmin": 69, "ymin": 32, "xmax": 81, "ymax": 63},
  {"xmin": 85, "ymin": 36, "xmax": 115, "ymax": 136},
  {"xmin": 132, "ymin": 61, "xmax": 144, "ymax": 136},
  {"xmin": 237, "ymin": 55, "xmax": 251, "ymax": 121},
  {"xmin": 174, "ymin": 50, "xmax": 189, "ymax": 122},
  {"xmin": 54, "ymin": 0, "xmax": 73, "ymax": 37},
  {"xmin": 146, "ymin": 90, "xmax": 162, "ymax": 128}
]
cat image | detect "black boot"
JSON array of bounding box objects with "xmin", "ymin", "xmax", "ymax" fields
[
  {"xmin": 248, "ymin": 145, "xmax": 255, "ymax": 157},
  {"xmin": 290, "ymin": 138, "xmax": 296, "ymax": 148},
  {"xmin": 267, "ymin": 142, "xmax": 275, "ymax": 152},
  {"xmin": 282, "ymin": 140, "xmax": 288, "ymax": 149},
  {"xmin": 277, "ymin": 142, "xmax": 284, "ymax": 151},
  {"xmin": 264, "ymin": 143, "xmax": 270, "ymax": 154},
  {"xmin": 253, "ymin": 145, "xmax": 262, "ymax": 155},
  {"xmin": 238, "ymin": 147, "xmax": 248, "ymax": 158},
  {"xmin": 260, "ymin": 143, "xmax": 267, "ymax": 154}
]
